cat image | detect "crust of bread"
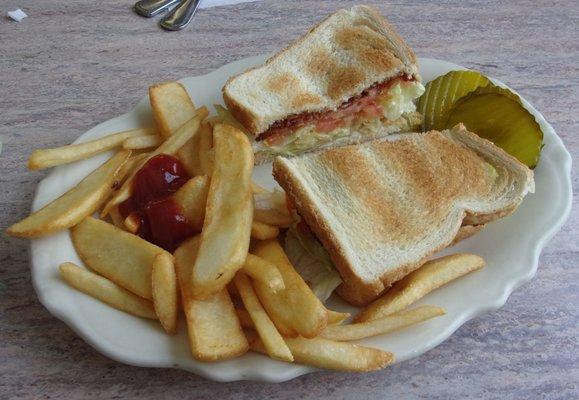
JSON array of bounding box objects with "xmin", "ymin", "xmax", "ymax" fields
[
  {"xmin": 223, "ymin": 5, "xmax": 419, "ymax": 136},
  {"xmin": 273, "ymin": 125, "xmax": 534, "ymax": 305}
]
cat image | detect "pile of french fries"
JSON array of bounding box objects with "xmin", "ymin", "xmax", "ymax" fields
[{"xmin": 7, "ymin": 82, "xmax": 485, "ymax": 372}]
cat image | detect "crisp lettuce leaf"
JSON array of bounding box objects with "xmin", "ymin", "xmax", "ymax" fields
[
  {"xmin": 284, "ymin": 228, "xmax": 342, "ymax": 302},
  {"xmin": 253, "ymin": 125, "xmax": 353, "ymax": 157}
]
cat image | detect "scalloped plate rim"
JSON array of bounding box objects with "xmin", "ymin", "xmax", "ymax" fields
[{"xmin": 28, "ymin": 56, "xmax": 572, "ymax": 382}]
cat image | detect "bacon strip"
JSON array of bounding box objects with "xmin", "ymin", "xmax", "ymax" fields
[{"xmin": 258, "ymin": 75, "xmax": 413, "ymax": 146}]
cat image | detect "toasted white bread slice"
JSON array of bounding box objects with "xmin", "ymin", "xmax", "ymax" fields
[
  {"xmin": 273, "ymin": 124, "xmax": 534, "ymax": 305},
  {"xmin": 223, "ymin": 5, "xmax": 419, "ymax": 137}
]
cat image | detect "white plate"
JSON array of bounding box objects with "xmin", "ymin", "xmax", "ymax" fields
[{"xmin": 30, "ymin": 57, "xmax": 572, "ymax": 382}]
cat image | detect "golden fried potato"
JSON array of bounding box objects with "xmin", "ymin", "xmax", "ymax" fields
[
  {"xmin": 7, "ymin": 151, "xmax": 130, "ymax": 238},
  {"xmin": 356, "ymin": 254, "xmax": 484, "ymax": 322}
]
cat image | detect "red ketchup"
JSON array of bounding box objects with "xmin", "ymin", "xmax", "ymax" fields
[{"xmin": 119, "ymin": 154, "xmax": 193, "ymax": 252}]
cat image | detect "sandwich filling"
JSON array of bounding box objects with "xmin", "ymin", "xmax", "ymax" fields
[
  {"xmin": 284, "ymin": 202, "xmax": 343, "ymax": 302},
  {"xmin": 255, "ymin": 76, "xmax": 425, "ymax": 156}
]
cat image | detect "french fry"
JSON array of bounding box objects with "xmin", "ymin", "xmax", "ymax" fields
[
  {"xmin": 172, "ymin": 175, "xmax": 210, "ymax": 231},
  {"xmin": 191, "ymin": 124, "xmax": 254, "ymax": 298},
  {"xmin": 174, "ymin": 237, "xmax": 248, "ymax": 361},
  {"xmin": 59, "ymin": 262, "xmax": 156, "ymax": 319},
  {"xmin": 123, "ymin": 135, "xmax": 162, "ymax": 150},
  {"xmin": 7, "ymin": 151, "xmax": 131, "ymax": 238},
  {"xmin": 251, "ymin": 221, "xmax": 280, "ymax": 240},
  {"xmin": 234, "ymin": 272, "xmax": 293, "ymax": 362},
  {"xmin": 27, "ymin": 128, "xmax": 152, "ymax": 170},
  {"xmin": 177, "ymin": 107, "xmax": 208, "ymax": 177},
  {"xmin": 149, "ymin": 82, "xmax": 207, "ymax": 176},
  {"xmin": 250, "ymin": 335, "xmax": 394, "ymax": 372},
  {"xmin": 243, "ymin": 254, "xmax": 284, "ymax": 292},
  {"xmin": 177, "ymin": 130, "xmax": 203, "ymax": 177},
  {"xmin": 124, "ymin": 214, "xmax": 140, "ymax": 234},
  {"xmin": 172, "ymin": 176, "xmax": 266, "ymax": 236},
  {"xmin": 71, "ymin": 217, "xmax": 170, "ymax": 299},
  {"xmin": 195, "ymin": 106, "xmax": 209, "ymax": 120},
  {"xmin": 108, "ymin": 206, "xmax": 126, "ymax": 230},
  {"xmin": 149, "ymin": 82, "xmax": 196, "ymax": 138},
  {"xmin": 356, "ymin": 254, "xmax": 485, "ymax": 322},
  {"xmin": 205, "ymin": 116, "xmax": 222, "ymax": 127},
  {"xmin": 198, "ymin": 122, "xmax": 214, "ymax": 176},
  {"xmin": 214, "ymin": 104, "xmax": 249, "ymax": 134},
  {"xmin": 173, "ymin": 175, "xmax": 279, "ymax": 236},
  {"xmin": 327, "ymin": 310, "xmax": 350, "ymax": 325},
  {"xmin": 253, "ymin": 209, "xmax": 293, "ymax": 227},
  {"xmin": 227, "ymin": 281, "xmax": 240, "ymax": 298},
  {"xmin": 323, "ymin": 306, "xmax": 445, "ymax": 341},
  {"xmin": 114, "ymin": 153, "xmax": 150, "ymax": 188},
  {"xmin": 151, "ymin": 253, "xmax": 178, "ymax": 334},
  {"xmin": 251, "ymin": 181, "xmax": 267, "ymax": 194},
  {"xmin": 101, "ymin": 113, "xmax": 204, "ymax": 216},
  {"xmin": 252, "ymin": 239, "xmax": 327, "ymax": 338},
  {"xmin": 253, "ymin": 191, "xmax": 293, "ymax": 227},
  {"xmin": 236, "ymin": 308, "xmax": 254, "ymax": 329}
]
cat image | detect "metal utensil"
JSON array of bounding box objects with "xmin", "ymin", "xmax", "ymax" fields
[
  {"xmin": 159, "ymin": 0, "xmax": 201, "ymax": 31},
  {"xmin": 134, "ymin": 0, "xmax": 182, "ymax": 18}
]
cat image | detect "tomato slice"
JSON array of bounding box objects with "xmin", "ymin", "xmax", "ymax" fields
[
  {"xmin": 258, "ymin": 76, "xmax": 413, "ymax": 146},
  {"xmin": 316, "ymin": 118, "xmax": 343, "ymax": 133}
]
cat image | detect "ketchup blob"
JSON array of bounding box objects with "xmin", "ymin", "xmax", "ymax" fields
[{"xmin": 119, "ymin": 154, "xmax": 193, "ymax": 252}]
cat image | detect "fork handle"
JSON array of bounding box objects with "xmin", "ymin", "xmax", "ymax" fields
[
  {"xmin": 134, "ymin": 0, "xmax": 182, "ymax": 18},
  {"xmin": 160, "ymin": 0, "xmax": 201, "ymax": 31}
]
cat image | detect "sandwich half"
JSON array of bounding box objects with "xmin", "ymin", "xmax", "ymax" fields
[
  {"xmin": 273, "ymin": 124, "xmax": 534, "ymax": 305},
  {"xmin": 223, "ymin": 5, "xmax": 425, "ymax": 164}
]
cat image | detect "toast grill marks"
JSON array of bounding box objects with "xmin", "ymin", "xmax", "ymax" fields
[
  {"xmin": 222, "ymin": 5, "xmax": 421, "ymax": 140},
  {"xmin": 273, "ymin": 126, "xmax": 534, "ymax": 305},
  {"xmin": 292, "ymin": 133, "xmax": 498, "ymax": 281},
  {"xmin": 257, "ymin": 75, "xmax": 415, "ymax": 146}
]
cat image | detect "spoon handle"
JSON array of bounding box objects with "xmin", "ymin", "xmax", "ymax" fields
[
  {"xmin": 160, "ymin": 0, "xmax": 201, "ymax": 31},
  {"xmin": 134, "ymin": 0, "xmax": 182, "ymax": 18}
]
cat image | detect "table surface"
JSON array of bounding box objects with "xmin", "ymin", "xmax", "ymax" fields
[{"xmin": 1, "ymin": 1, "xmax": 577, "ymax": 399}]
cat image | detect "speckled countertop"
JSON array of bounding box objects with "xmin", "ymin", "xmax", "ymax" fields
[{"xmin": 0, "ymin": 1, "xmax": 577, "ymax": 399}]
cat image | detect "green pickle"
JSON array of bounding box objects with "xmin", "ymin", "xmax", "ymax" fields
[
  {"xmin": 417, "ymin": 70, "xmax": 543, "ymax": 169},
  {"xmin": 417, "ymin": 70, "xmax": 491, "ymax": 131},
  {"xmin": 446, "ymin": 86, "xmax": 543, "ymax": 168}
]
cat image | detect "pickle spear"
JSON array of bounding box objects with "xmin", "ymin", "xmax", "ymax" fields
[
  {"xmin": 446, "ymin": 86, "xmax": 543, "ymax": 168},
  {"xmin": 417, "ymin": 70, "xmax": 491, "ymax": 131}
]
